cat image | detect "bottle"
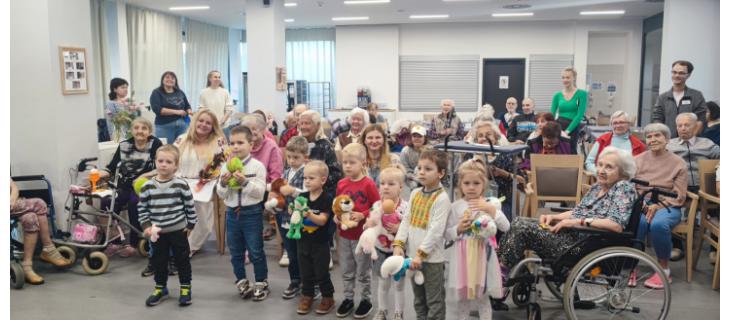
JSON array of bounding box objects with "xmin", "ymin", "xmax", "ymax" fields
[{"xmin": 89, "ymin": 168, "xmax": 100, "ymax": 193}]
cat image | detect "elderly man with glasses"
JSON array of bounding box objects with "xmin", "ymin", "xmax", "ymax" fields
[
  {"xmin": 651, "ymin": 60, "xmax": 708, "ymax": 137},
  {"xmin": 584, "ymin": 111, "xmax": 646, "ymax": 174}
]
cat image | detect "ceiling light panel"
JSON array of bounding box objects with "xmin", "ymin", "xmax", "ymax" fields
[
  {"xmin": 169, "ymin": 6, "xmax": 210, "ymax": 11},
  {"xmin": 580, "ymin": 10, "xmax": 626, "ymax": 15},
  {"xmin": 410, "ymin": 14, "xmax": 450, "ymax": 19},
  {"xmin": 284, "ymin": 3, "xmax": 298, "ymax": 7},
  {"xmin": 492, "ymin": 12, "xmax": 534, "ymax": 17},
  {"xmin": 344, "ymin": 0, "xmax": 390, "ymax": 5},
  {"xmin": 332, "ymin": 16, "xmax": 370, "ymax": 21}
]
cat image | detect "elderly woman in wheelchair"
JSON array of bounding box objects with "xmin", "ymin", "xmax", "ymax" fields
[{"xmin": 497, "ymin": 147, "xmax": 672, "ymax": 319}]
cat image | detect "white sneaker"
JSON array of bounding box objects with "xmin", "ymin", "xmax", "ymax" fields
[
  {"xmin": 329, "ymin": 257, "xmax": 334, "ymax": 270},
  {"xmin": 279, "ymin": 253, "xmax": 290, "ymax": 267}
]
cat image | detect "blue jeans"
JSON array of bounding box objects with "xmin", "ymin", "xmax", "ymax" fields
[
  {"xmin": 276, "ymin": 212, "xmax": 300, "ymax": 285},
  {"xmin": 226, "ymin": 205, "xmax": 268, "ymax": 282},
  {"xmin": 155, "ymin": 118, "xmax": 188, "ymax": 144},
  {"xmin": 637, "ymin": 206, "xmax": 682, "ymax": 261}
]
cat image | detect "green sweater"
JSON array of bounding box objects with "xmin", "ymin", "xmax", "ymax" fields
[{"xmin": 550, "ymin": 89, "xmax": 588, "ymax": 133}]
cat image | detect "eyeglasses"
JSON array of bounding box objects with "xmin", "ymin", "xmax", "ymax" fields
[
  {"xmin": 671, "ymin": 71, "xmax": 689, "ymax": 76},
  {"xmin": 611, "ymin": 121, "xmax": 629, "ymax": 126}
]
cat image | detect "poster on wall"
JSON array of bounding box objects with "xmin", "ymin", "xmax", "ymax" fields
[
  {"xmin": 499, "ymin": 76, "xmax": 509, "ymax": 89},
  {"xmin": 59, "ymin": 47, "xmax": 88, "ymax": 95}
]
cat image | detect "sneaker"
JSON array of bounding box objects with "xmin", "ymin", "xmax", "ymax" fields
[
  {"xmin": 373, "ymin": 309, "xmax": 387, "ymax": 320},
  {"xmin": 282, "ymin": 282, "xmax": 300, "ymax": 299},
  {"xmin": 353, "ymin": 299, "xmax": 373, "ymax": 319},
  {"xmin": 252, "ymin": 280, "xmax": 270, "ymax": 301},
  {"xmin": 670, "ymin": 248, "xmax": 684, "ymax": 261},
  {"xmin": 628, "ymin": 270, "xmax": 638, "ymax": 287},
  {"xmin": 644, "ymin": 272, "xmax": 672, "ymax": 289},
  {"xmin": 179, "ymin": 285, "xmax": 192, "ymax": 306},
  {"xmin": 316, "ymin": 297, "xmax": 336, "ymax": 315},
  {"xmin": 168, "ymin": 261, "xmax": 178, "ymax": 276},
  {"xmin": 709, "ymin": 251, "xmax": 717, "ymax": 264},
  {"xmin": 336, "ymin": 299, "xmax": 355, "ymax": 318},
  {"xmin": 393, "ymin": 311, "xmax": 404, "ymax": 320},
  {"xmin": 279, "ymin": 252, "xmax": 289, "ymax": 267},
  {"xmin": 118, "ymin": 245, "xmax": 137, "ymax": 258},
  {"xmin": 145, "ymin": 286, "xmax": 169, "ymax": 306},
  {"xmin": 104, "ymin": 244, "xmax": 123, "ymax": 257},
  {"xmin": 141, "ymin": 264, "xmax": 154, "ymax": 277},
  {"xmin": 298, "ymin": 295, "xmax": 314, "ymax": 315},
  {"xmin": 236, "ymin": 279, "xmax": 253, "ymax": 299}
]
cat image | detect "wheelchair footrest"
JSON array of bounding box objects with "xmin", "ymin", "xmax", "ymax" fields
[{"xmin": 574, "ymin": 300, "xmax": 596, "ymax": 310}]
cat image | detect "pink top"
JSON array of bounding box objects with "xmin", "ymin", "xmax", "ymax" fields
[
  {"xmin": 250, "ymin": 137, "xmax": 283, "ymax": 183},
  {"xmin": 264, "ymin": 130, "xmax": 275, "ymax": 142}
]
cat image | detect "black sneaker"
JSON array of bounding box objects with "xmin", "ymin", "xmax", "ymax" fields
[
  {"xmin": 168, "ymin": 261, "xmax": 178, "ymax": 276},
  {"xmin": 282, "ymin": 282, "xmax": 300, "ymax": 299},
  {"xmin": 179, "ymin": 285, "xmax": 192, "ymax": 306},
  {"xmin": 353, "ymin": 299, "xmax": 373, "ymax": 319},
  {"xmin": 141, "ymin": 264, "xmax": 154, "ymax": 277},
  {"xmin": 236, "ymin": 279, "xmax": 253, "ymax": 299},
  {"xmin": 252, "ymin": 280, "xmax": 270, "ymax": 301},
  {"xmin": 336, "ymin": 299, "xmax": 354, "ymax": 318},
  {"xmin": 145, "ymin": 285, "xmax": 169, "ymax": 306}
]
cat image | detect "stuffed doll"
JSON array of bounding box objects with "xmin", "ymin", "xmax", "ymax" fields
[
  {"xmin": 287, "ymin": 196, "xmax": 308, "ymax": 240},
  {"xmin": 466, "ymin": 197, "xmax": 502, "ymax": 238},
  {"xmin": 226, "ymin": 157, "xmax": 245, "ymax": 189},
  {"xmin": 264, "ymin": 178, "xmax": 295, "ymax": 211},
  {"xmin": 356, "ymin": 199, "xmax": 397, "ymax": 260},
  {"xmin": 133, "ymin": 177, "xmax": 149, "ymax": 195},
  {"xmin": 380, "ymin": 255, "xmax": 424, "ymax": 285},
  {"xmin": 332, "ymin": 195, "xmax": 358, "ymax": 230}
]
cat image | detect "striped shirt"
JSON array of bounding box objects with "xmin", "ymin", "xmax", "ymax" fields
[{"xmin": 137, "ymin": 177, "xmax": 197, "ymax": 233}]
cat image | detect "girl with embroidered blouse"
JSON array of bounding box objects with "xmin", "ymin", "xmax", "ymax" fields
[{"xmin": 445, "ymin": 159, "xmax": 510, "ymax": 320}]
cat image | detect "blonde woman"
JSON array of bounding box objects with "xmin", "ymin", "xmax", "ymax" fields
[
  {"xmin": 551, "ymin": 67, "xmax": 588, "ymax": 146},
  {"xmin": 360, "ymin": 124, "xmax": 400, "ymax": 185},
  {"xmin": 199, "ymin": 70, "xmax": 234, "ymax": 136},
  {"xmin": 174, "ymin": 109, "xmax": 227, "ymax": 256}
]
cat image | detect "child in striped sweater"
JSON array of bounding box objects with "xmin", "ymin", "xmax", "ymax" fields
[{"xmin": 138, "ymin": 145, "xmax": 197, "ymax": 307}]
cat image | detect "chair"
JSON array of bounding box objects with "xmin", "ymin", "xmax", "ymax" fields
[
  {"xmin": 527, "ymin": 154, "xmax": 584, "ymax": 218},
  {"xmin": 671, "ymin": 191, "xmax": 699, "ymax": 282},
  {"xmin": 692, "ymin": 159, "xmax": 720, "ymax": 289}
]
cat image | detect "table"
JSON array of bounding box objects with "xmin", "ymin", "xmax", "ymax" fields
[{"xmin": 433, "ymin": 141, "xmax": 529, "ymax": 213}]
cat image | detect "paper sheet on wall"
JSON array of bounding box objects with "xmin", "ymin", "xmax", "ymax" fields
[{"xmin": 184, "ymin": 178, "xmax": 216, "ymax": 202}]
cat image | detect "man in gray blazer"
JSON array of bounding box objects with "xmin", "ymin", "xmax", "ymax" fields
[{"xmin": 652, "ymin": 60, "xmax": 707, "ymax": 138}]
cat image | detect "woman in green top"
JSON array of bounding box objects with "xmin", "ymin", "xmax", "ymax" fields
[{"xmin": 551, "ymin": 67, "xmax": 588, "ymax": 146}]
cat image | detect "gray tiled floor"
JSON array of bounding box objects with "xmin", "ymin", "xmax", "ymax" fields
[{"xmin": 10, "ymin": 239, "xmax": 720, "ymax": 319}]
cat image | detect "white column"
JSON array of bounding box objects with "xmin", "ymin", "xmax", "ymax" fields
[
  {"xmin": 659, "ymin": 0, "xmax": 720, "ymax": 100},
  {"xmin": 246, "ymin": 0, "xmax": 286, "ymax": 115}
]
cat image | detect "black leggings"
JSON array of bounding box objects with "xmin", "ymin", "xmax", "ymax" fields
[{"xmin": 151, "ymin": 230, "xmax": 192, "ymax": 286}]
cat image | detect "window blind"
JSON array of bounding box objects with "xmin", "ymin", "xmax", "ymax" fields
[
  {"xmin": 399, "ymin": 55, "xmax": 479, "ymax": 112},
  {"xmin": 528, "ymin": 54, "xmax": 574, "ymax": 112}
]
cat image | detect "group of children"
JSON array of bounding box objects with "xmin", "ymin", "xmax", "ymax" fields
[{"xmin": 135, "ymin": 119, "xmax": 509, "ymax": 320}]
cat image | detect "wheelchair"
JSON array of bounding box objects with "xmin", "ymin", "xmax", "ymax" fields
[
  {"xmin": 500, "ymin": 180, "xmax": 673, "ymax": 319},
  {"xmin": 10, "ymin": 175, "xmax": 75, "ymax": 289}
]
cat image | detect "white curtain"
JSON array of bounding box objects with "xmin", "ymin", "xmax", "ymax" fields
[
  {"xmin": 90, "ymin": 0, "xmax": 114, "ymax": 119},
  {"xmin": 184, "ymin": 19, "xmax": 229, "ymax": 111},
  {"xmin": 285, "ymin": 28, "xmax": 336, "ymax": 113},
  {"xmin": 126, "ymin": 5, "xmax": 183, "ymax": 108}
]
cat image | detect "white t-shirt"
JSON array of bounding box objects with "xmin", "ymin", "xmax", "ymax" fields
[
  {"xmin": 199, "ymin": 87, "xmax": 234, "ymax": 127},
  {"xmin": 673, "ymin": 90, "xmax": 685, "ymax": 106}
]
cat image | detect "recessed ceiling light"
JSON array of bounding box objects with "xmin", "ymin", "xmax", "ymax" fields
[
  {"xmin": 169, "ymin": 6, "xmax": 210, "ymax": 11},
  {"xmin": 580, "ymin": 10, "xmax": 625, "ymax": 16},
  {"xmin": 410, "ymin": 14, "xmax": 449, "ymax": 19},
  {"xmin": 344, "ymin": 0, "xmax": 390, "ymax": 5},
  {"xmin": 284, "ymin": 2, "xmax": 297, "ymax": 7},
  {"xmin": 285, "ymin": 19, "xmax": 295, "ymax": 22},
  {"xmin": 332, "ymin": 16, "xmax": 370, "ymax": 21},
  {"xmin": 492, "ymin": 12, "xmax": 534, "ymax": 18}
]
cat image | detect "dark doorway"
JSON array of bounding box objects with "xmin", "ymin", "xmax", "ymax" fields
[{"xmin": 482, "ymin": 59, "xmax": 526, "ymax": 116}]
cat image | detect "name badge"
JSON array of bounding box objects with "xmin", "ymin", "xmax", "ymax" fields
[{"xmin": 681, "ymin": 99, "xmax": 691, "ymax": 105}]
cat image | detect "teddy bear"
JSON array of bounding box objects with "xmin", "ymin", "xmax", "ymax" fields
[
  {"xmin": 380, "ymin": 255, "xmax": 424, "ymax": 285},
  {"xmin": 287, "ymin": 196, "xmax": 308, "ymax": 240},
  {"xmin": 264, "ymin": 178, "xmax": 296, "ymax": 212},
  {"xmin": 356, "ymin": 199, "xmax": 398, "ymax": 260},
  {"xmin": 332, "ymin": 195, "xmax": 358, "ymax": 231}
]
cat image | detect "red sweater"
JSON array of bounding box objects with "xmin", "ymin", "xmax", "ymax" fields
[
  {"xmin": 594, "ymin": 132, "xmax": 646, "ymax": 164},
  {"xmin": 336, "ymin": 176, "xmax": 381, "ymax": 240}
]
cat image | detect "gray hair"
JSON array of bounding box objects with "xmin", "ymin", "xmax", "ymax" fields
[
  {"xmin": 599, "ymin": 146, "xmax": 636, "ymax": 179},
  {"xmin": 469, "ymin": 120, "xmax": 508, "ymax": 146},
  {"xmin": 348, "ymin": 107, "xmax": 371, "ymax": 125},
  {"xmin": 610, "ymin": 111, "xmax": 629, "ymax": 123},
  {"xmin": 676, "ymin": 112, "xmax": 698, "ymax": 123},
  {"xmin": 441, "ymin": 99, "xmax": 455, "ymax": 106},
  {"xmin": 242, "ymin": 113, "xmax": 266, "ymax": 130},
  {"xmin": 643, "ymin": 123, "xmax": 671, "ymax": 139},
  {"xmin": 299, "ymin": 110, "xmax": 328, "ymax": 140}
]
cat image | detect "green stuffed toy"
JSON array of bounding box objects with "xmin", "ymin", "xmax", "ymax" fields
[
  {"xmin": 226, "ymin": 157, "xmax": 245, "ymax": 189},
  {"xmin": 287, "ymin": 196, "xmax": 308, "ymax": 240},
  {"xmin": 133, "ymin": 177, "xmax": 149, "ymax": 195}
]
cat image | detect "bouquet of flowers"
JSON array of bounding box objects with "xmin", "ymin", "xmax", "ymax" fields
[
  {"xmin": 110, "ymin": 92, "xmax": 143, "ymax": 141},
  {"xmin": 195, "ymin": 149, "xmax": 229, "ymax": 192}
]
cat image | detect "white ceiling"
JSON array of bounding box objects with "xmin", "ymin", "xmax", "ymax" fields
[{"xmin": 123, "ymin": 0, "xmax": 664, "ymax": 30}]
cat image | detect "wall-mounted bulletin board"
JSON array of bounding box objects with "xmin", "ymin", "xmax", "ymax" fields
[{"xmin": 59, "ymin": 46, "xmax": 88, "ymax": 95}]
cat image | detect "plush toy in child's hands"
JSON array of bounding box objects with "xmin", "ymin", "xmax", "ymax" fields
[
  {"xmin": 356, "ymin": 199, "xmax": 397, "ymax": 260},
  {"xmin": 332, "ymin": 195, "xmax": 358, "ymax": 230},
  {"xmin": 467, "ymin": 197, "xmax": 502, "ymax": 237},
  {"xmin": 380, "ymin": 255, "xmax": 424, "ymax": 285},
  {"xmin": 148, "ymin": 224, "xmax": 161, "ymax": 243},
  {"xmin": 226, "ymin": 157, "xmax": 245, "ymax": 189},
  {"xmin": 133, "ymin": 177, "xmax": 150, "ymax": 195},
  {"xmin": 287, "ymin": 196, "xmax": 308, "ymax": 240},
  {"xmin": 265, "ymin": 178, "xmax": 296, "ymax": 211}
]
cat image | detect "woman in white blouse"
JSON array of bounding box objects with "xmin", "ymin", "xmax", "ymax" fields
[{"xmin": 199, "ymin": 70, "xmax": 234, "ymax": 137}]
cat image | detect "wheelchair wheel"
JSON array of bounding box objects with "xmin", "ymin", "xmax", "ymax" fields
[
  {"xmin": 82, "ymin": 251, "xmax": 109, "ymax": 275},
  {"xmin": 56, "ymin": 245, "xmax": 77, "ymax": 267},
  {"xmin": 512, "ymin": 281, "xmax": 531, "ymax": 307},
  {"xmin": 137, "ymin": 239, "xmax": 149, "ymax": 257},
  {"xmin": 10, "ymin": 261, "xmax": 25, "ymax": 289},
  {"xmin": 563, "ymin": 247, "xmax": 670, "ymax": 320}
]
